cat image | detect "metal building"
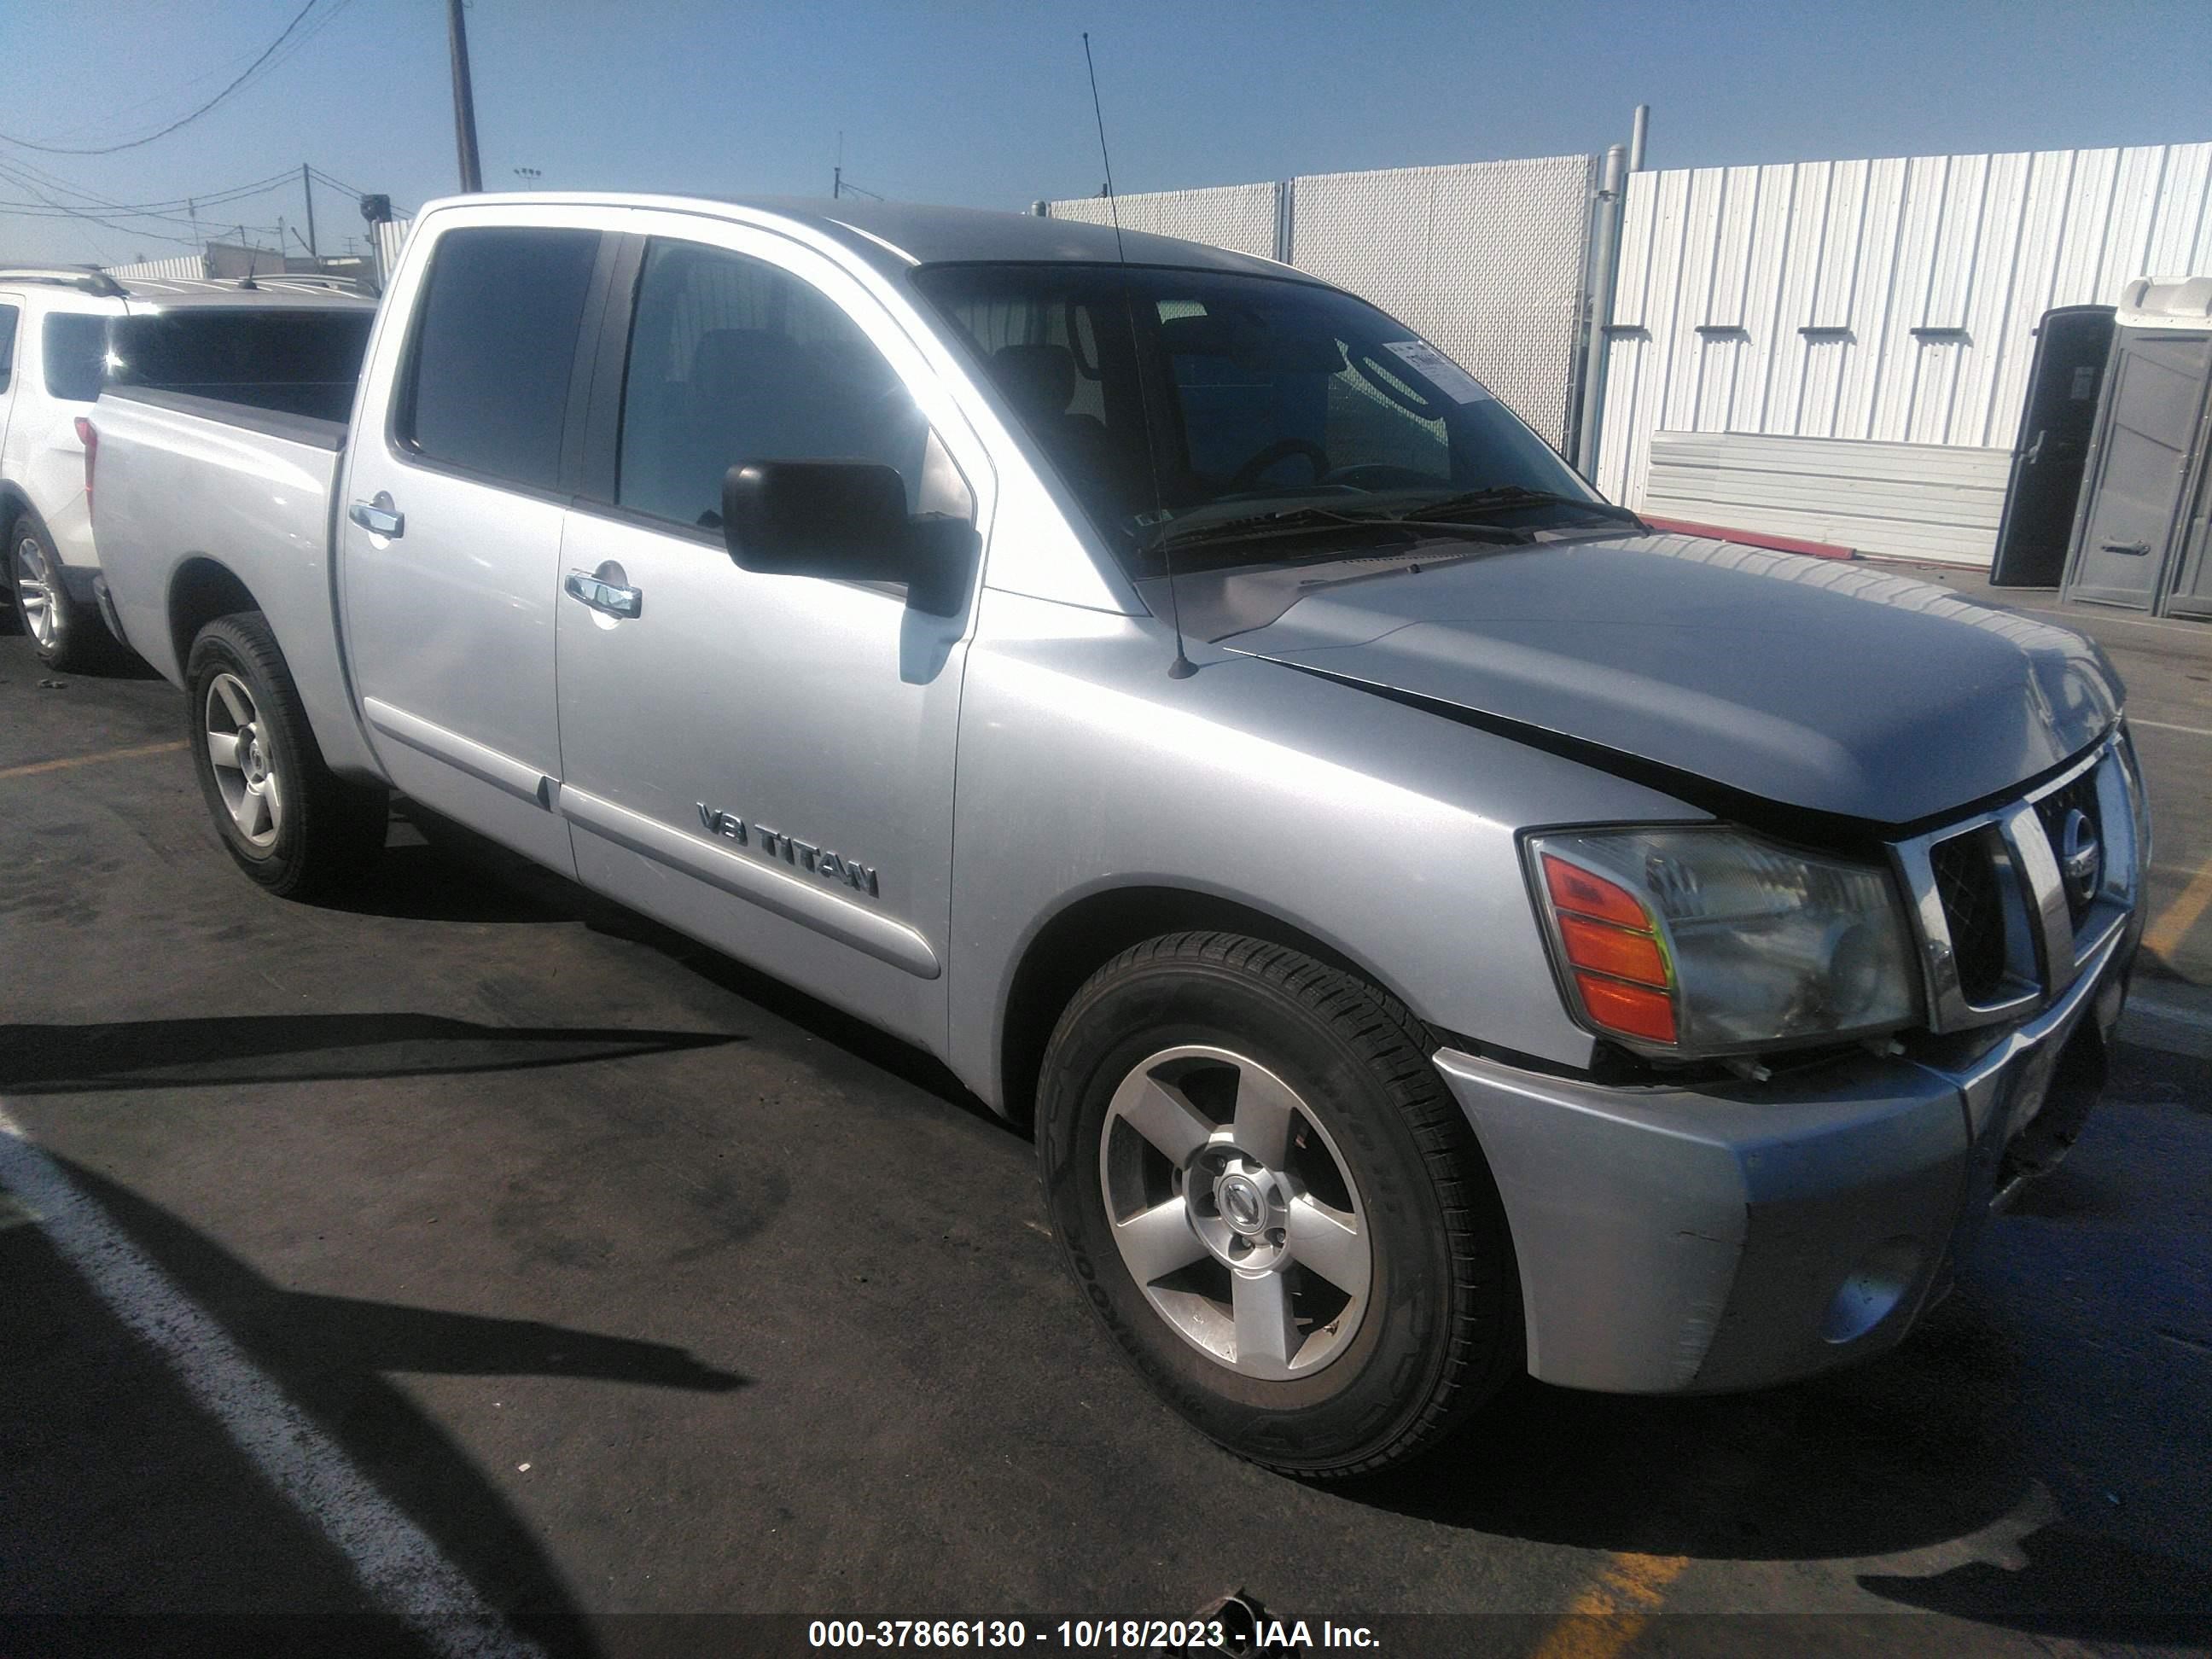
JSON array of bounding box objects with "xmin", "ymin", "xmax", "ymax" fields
[{"xmin": 1592, "ymin": 141, "xmax": 2212, "ymax": 565}]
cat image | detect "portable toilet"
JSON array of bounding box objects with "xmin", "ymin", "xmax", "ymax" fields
[{"xmin": 2063, "ymin": 276, "xmax": 2212, "ymax": 620}]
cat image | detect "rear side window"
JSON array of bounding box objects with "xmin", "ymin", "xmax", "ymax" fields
[
  {"xmin": 614, "ymin": 238, "xmax": 928, "ymax": 529},
  {"xmin": 0, "ymin": 305, "xmax": 18, "ymax": 390},
  {"xmin": 43, "ymin": 313, "xmax": 109, "ymax": 402},
  {"xmin": 398, "ymin": 226, "xmax": 599, "ymax": 492}
]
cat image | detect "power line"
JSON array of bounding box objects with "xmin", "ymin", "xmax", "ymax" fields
[
  {"xmin": 0, "ymin": 164, "xmax": 207, "ymax": 247},
  {"xmin": 0, "ymin": 0, "xmax": 325, "ymax": 156},
  {"xmin": 0, "ymin": 166, "xmax": 299, "ymax": 219}
]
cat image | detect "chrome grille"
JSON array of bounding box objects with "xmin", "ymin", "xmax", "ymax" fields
[
  {"xmin": 1927, "ymin": 830, "xmax": 2007, "ymax": 1005},
  {"xmin": 1893, "ymin": 736, "xmax": 2139, "ymax": 1035},
  {"xmin": 2034, "ymin": 771, "xmax": 2103, "ymax": 930}
]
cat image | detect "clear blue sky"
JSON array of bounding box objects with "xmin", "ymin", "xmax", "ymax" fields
[{"xmin": 3, "ymin": 0, "xmax": 2209, "ymax": 268}]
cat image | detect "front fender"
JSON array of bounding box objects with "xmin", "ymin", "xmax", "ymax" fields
[{"xmin": 946, "ymin": 589, "xmax": 1708, "ymax": 1113}]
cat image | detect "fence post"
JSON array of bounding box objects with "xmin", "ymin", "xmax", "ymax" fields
[{"xmin": 1574, "ymin": 143, "xmax": 1630, "ymax": 480}]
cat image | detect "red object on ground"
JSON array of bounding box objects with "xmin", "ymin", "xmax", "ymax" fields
[{"xmin": 1639, "ymin": 515, "xmax": 1855, "ymax": 561}]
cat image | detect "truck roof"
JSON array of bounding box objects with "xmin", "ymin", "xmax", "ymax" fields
[{"xmin": 410, "ymin": 192, "xmax": 1318, "ymax": 284}]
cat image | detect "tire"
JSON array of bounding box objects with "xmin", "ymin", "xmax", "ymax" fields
[
  {"xmin": 10, "ymin": 512, "xmax": 102, "ymax": 673},
  {"xmin": 185, "ymin": 611, "xmax": 387, "ymax": 898},
  {"xmin": 1036, "ymin": 931, "xmax": 1522, "ymax": 1478}
]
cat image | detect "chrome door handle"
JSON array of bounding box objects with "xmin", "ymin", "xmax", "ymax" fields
[
  {"xmin": 564, "ymin": 569, "xmax": 643, "ymax": 618},
  {"xmin": 2101, "ymin": 540, "xmax": 2151, "ymax": 556},
  {"xmin": 347, "ymin": 494, "xmax": 404, "ymax": 538}
]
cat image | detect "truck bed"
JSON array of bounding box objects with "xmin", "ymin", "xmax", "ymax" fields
[{"xmin": 90, "ymin": 386, "xmax": 378, "ymax": 781}]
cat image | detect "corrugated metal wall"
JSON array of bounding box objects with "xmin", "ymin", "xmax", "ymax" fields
[
  {"xmin": 104, "ymin": 253, "xmax": 207, "ymax": 282},
  {"xmin": 1596, "ymin": 141, "xmax": 2212, "ymax": 562},
  {"xmin": 1045, "ymin": 154, "xmax": 1600, "ymax": 451},
  {"xmin": 373, "ymin": 214, "xmax": 412, "ymax": 280},
  {"xmin": 1644, "ymin": 431, "xmax": 2011, "ymax": 562}
]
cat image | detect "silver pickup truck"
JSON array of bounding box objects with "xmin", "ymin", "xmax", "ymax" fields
[{"xmin": 89, "ymin": 193, "xmax": 2149, "ymax": 1478}]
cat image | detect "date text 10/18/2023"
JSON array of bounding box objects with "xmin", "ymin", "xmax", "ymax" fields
[{"xmin": 806, "ymin": 1618, "xmax": 1381, "ymax": 1650}]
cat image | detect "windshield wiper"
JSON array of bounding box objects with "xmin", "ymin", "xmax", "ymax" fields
[
  {"xmin": 1400, "ymin": 486, "xmax": 1644, "ymax": 527},
  {"xmin": 1143, "ymin": 504, "xmax": 1522, "ymax": 556}
]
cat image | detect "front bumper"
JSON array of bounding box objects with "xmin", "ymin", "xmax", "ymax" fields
[{"xmin": 1435, "ymin": 926, "xmax": 2133, "ymax": 1394}]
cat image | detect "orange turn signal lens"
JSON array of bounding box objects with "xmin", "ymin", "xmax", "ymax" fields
[
  {"xmin": 1557, "ymin": 914, "xmax": 1669, "ymax": 987},
  {"xmin": 1540, "ymin": 850, "xmax": 1679, "ymax": 1045},
  {"xmin": 1575, "ymin": 973, "xmax": 1679, "ymax": 1044},
  {"xmin": 1541, "ymin": 853, "xmax": 1650, "ymax": 930}
]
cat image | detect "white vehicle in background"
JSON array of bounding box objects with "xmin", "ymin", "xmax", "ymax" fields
[{"xmin": 0, "ymin": 265, "xmax": 372, "ymax": 672}]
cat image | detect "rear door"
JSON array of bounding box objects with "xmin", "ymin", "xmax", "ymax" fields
[
  {"xmin": 550, "ymin": 221, "xmax": 991, "ymax": 1051},
  {"xmin": 338, "ymin": 218, "xmax": 614, "ymax": 871},
  {"xmin": 2065, "ymin": 331, "xmax": 2212, "ymax": 609}
]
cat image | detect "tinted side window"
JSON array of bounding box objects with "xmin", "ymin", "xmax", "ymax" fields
[
  {"xmin": 399, "ymin": 226, "xmax": 599, "ymax": 491},
  {"xmin": 616, "ymin": 239, "xmax": 928, "ymax": 529},
  {"xmin": 43, "ymin": 314, "xmax": 109, "ymax": 402},
  {"xmin": 0, "ymin": 305, "xmax": 18, "ymax": 390}
]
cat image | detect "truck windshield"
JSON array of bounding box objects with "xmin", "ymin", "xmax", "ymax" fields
[{"xmin": 913, "ymin": 262, "xmax": 1614, "ymax": 575}]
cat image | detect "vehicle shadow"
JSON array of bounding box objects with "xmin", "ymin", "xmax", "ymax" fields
[
  {"xmin": 1860, "ymin": 1525, "xmax": 2212, "ymax": 1646},
  {"xmin": 313, "ymin": 801, "xmax": 586, "ymax": 926},
  {"xmin": 2, "ymin": 1154, "xmax": 745, "ymax": 1652},
  {"xmin": 1342, "ymin": 1296, "xmax": 2036, "ymax": 1559},
  {"xmin": 1338, "ymin": 1220, "xmax": 2212, "ymax": 1644},
  {"xmin": 0, "ymin": 1012, "xmax": 742, "ymax": 1096},
  {"xmin": 345, "ymin": 798, "xmax": 1012, "ymax": 1137}
]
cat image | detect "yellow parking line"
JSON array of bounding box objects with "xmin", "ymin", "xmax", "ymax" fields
[
  {"xmin": 2145, "ymin": 853, "xmax": 2212, "ymax": 958},
  {"xmin": 0, "ymin": 739, "xmax": 187, "ymax": 782},
  {"xmin": 1528, "ymin": 1552, "xmax": 1691, "ymax": 1659}
]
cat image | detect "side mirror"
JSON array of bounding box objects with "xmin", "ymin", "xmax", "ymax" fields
[{"xmin": 720, "ymin": 459, "xmax": 976, "ymax": 614}]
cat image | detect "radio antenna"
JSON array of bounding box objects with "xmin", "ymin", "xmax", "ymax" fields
[{"xmin": 1083, "ymin": 31, "xmax": 1196, "ymax": 679}]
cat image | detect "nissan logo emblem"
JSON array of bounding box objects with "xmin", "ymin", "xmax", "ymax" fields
[{"xmin": 2058, "ymin": 808, "xmax": 2102, "ymax": 906}]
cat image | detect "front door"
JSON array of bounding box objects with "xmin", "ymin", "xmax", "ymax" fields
[
  {"xmin": 552, "ymin": 225, "xmax": 990, "ymax": 1051},
  {"xmin": 1990, "ymin": 306, "xmax": 2113, "ymax": 587},
  {"xmin": 339, "ymin": 221, "xmax": 606, "ymax": 871},
  {"xmin": 2065, "ymin": 331, "xmax": 2212, "ymax": 610}
]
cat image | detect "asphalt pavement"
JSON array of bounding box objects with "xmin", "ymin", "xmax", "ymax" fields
[{"xmin": 3, "ymin": 588, "xmax": 2209, "ymax": 1658}]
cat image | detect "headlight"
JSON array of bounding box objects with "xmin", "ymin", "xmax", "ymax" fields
[{"xmin": 1525, "ymin": 826, "xmax": 1918, "ymax": 1057}]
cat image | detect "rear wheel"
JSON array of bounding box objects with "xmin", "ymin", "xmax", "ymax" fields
[
  {"xmin": 11, "ymin": 515, "xmax": 101, "ymax": 672},
  {"xmin": 1036, "ymin": 931, "xmax": 1522, "ymax": 1478},
  {"xmin": 186, "ymin": 611, "xmax": 387, "ymax": 897}
]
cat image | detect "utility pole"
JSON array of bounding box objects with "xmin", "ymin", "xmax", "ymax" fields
[
  {"xmin": 446, "ymin": 0, "xmax": 484, "ymax": 192},
  {"xmin": 300, "ymin": 163, "xmax": 320, "ymax": 263}
]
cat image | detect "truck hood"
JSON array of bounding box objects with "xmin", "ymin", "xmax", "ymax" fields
[{"xmin": 1196, "ymin": 533, "xmax": 2123, "ymax": 827}]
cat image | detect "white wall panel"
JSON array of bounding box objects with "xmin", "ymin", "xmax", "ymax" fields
[
  {"xmin": 1596, "ymin": 138, "xmax": 2212, "ymax": 556},
  {"xmin": 1644, "ymin": 431, "xmax": 2010, "ymax": 564}
]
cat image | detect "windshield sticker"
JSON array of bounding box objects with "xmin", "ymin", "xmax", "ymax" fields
[{"xmin": 1382, "ymin": 340, "xmax": 1493, "ymax": 404}]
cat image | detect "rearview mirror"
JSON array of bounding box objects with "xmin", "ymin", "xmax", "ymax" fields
[{"xmin": 721, "ymin": 459, "xmax": 977, "ymax": 614}]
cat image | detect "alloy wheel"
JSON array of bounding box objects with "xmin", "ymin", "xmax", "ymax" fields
[
  {"xmin": 14, "ymin": 534, "xmax": 58, "ymax": 649},
  {"xmin": 1098, "ymin": 1044, "xmax": 1373, "ymax": 1380},
  {"xmin": 204, "ymin": 672, "xmax": 284, "ymax": 848}
]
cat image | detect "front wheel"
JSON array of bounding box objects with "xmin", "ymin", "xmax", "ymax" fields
[
  {"xmin": 186, "ymin": 611, "xmax": 387, "ymax": 898},
  {"xmin": 1036, "ymin": 932, "xmax": 1522, "ymax": 1478}
]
